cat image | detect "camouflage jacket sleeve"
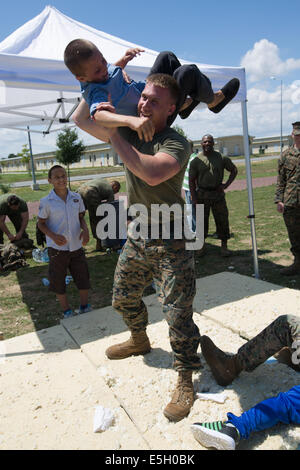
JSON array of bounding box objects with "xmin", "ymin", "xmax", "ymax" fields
[
  {"xmin": 274, "ymin": 154, "xmax": 286, "ymax": 204},
  {"xmin": 274, "ymin": 147, "xmax": 300, "ymax": 206}
]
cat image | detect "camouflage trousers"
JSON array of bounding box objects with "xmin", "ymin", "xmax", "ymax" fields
[
  {"xmin": 237, "ymin": 314, "xmax": 300, "ymax": 371},
  {"xmin": 112, "ymin": 236, "xmax": 201, "ymax": 371},
  {"xmin": 283, "ymin": 206, "xmax": 300, "ymax": 255},
  {"xmin": 197, "ymin": 194, "xmax": 230, "ymax": 240}
]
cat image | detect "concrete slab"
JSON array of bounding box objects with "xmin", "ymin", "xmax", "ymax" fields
[
  {"xmin": 0, "ymin": 325, "xmax": 148, "ymax": 450},
  {"xmin": 1, "ymin": 272, "xmax": 299, "ymax": 450},
  {"xmin": 194, "ymin": 272, "xmax": 300, "ymax": 339},
  {"xmin": 62, "ymin": 274, "xmax": 300, "ymax": 450}
]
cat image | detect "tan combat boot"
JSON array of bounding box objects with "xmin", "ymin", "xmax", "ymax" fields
[
  {"xmin": 200, "ymin": 335, "xmax": 242, "ymax": 386},
  {"xmin": 280, "ymin": 254, "xmax": 300, "ymax": 276},
  {"xmin": 105, "ymin": 331, "xmax": 151, "ymax": 360},
  {"xmin": 163, "ymin": 370, "xmax": 194, "ymax": 422},
  {"xmin": 274, "ymin": 347, "xmax": 300, "ymax": 372}
]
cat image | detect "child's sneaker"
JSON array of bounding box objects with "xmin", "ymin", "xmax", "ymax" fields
[
  {"xmin": 63, "ymin": 309, "xmax": 75, "ymax": 319},
  {"xmin": 190, "ymin": 421, "xmax": 240, "ymax": 450},
  {"xmin": 76, "ymin": 304, "xmax": 92, "ymax": 315}
]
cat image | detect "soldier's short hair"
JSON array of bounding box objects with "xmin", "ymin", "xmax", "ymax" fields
[
  {"xmin": 7, "ymin": 195, "xmax": 20, "ymax": 206},
  {"xmin": 146, "ymin": 73, "xmax": 180, "ymax": 105}
]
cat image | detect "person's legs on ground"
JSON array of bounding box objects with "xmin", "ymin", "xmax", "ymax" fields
[
  {"xmin": 48, "ymin": 248, "xmax": 73, "ymax": 317},
  {"xmin": 200, "ymin": 314, "xmax": 300, "ymax": 386},
  {"xmin": 68, "ymin": 248, "xmax": 91, "ymax": 314},
  {"xmin": 227, "ymin": 385, "xmax": 300, "ymax": 440},
  {"xmin": 281, "ymin": 207, "xmax": 300, "ymax": 275},
  {"xmin": 106, "ymin": 236, "xmax": 152, "ymax": 359},
  {"xmin": 197, "ymin": 197, "xmax": 210, "ymax": 255},
  {"xmin": 211, "ymin": 196, "xmax": 230, "ymax": 256}
]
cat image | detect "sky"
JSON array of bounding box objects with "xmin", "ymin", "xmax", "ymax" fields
[{"xmin": 0, "ymin": 0, "xmax": 300, "ymax": 158}]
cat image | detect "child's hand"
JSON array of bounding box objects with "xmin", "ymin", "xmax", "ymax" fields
[
  {"xmin": 80, "ymin": 229, "xmax": 89, "ymax": 246},
  {"xmin": 53, "ymin": 234, "xmax": 67, "ymax": 246},
  {"xmin": 124, "ymin": 48, "xmax": 144, "ymax": 63},
  {"xmin": 129, "ymin": 116, "xmax": 155, "ymax": 142},
  {"xmin": 94, "ymin": 94, "xmax": 116, "ymax": 115}
]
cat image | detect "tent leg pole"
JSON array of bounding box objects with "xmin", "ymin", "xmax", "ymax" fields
[
  {"xmin": 27, "ymin": 126, "xmax": 39, "ymax": 191},
  {"xmin": 241, "ymin": 101, "xmax": 260, "ymax": 279}
]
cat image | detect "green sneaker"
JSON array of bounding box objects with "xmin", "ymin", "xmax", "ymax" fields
[{"xmin": 191, "ymin": 421, "xmax": 240, "ymax": 450}]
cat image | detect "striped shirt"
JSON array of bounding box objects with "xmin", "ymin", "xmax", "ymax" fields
[{"xmin": 182, "ymin": 152, "xmax": 198, "ymax": 191}]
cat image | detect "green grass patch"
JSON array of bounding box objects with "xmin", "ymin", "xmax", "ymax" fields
[{"xmin": 0, "ymin": 181, "xmax": 297, "ymax": 340}]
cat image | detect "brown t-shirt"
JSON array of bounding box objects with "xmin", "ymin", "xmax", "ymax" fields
[
  {"xmin": 119, "ymin": 126, "xmax": 190, "ymax": 223},
  {"xmin": 189, "ymin": 150, "xmax": 236, "ymax": 189}
]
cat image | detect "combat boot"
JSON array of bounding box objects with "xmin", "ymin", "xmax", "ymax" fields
[
  {"xmin": 200, "ymin": 335, "xmax": 242, "ymax": 386},
  {"xmin": 274, "ymin": 347, "xmax": 300, "ymax": 372},
  {"xmin": 280, "ymin": 254, "xmax": 300, "ymax": 276},
  {"xmin": 105, "ymin": 330, "xmax": 151, "ymax": 360},
  {"xmin": 163, "ymin": 370, "xmax": 194, "ymax": 422}
]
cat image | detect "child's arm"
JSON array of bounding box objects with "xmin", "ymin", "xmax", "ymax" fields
[
  {"xmin": 73, "ymin": 98, "xmax": 155, "ymax": 142},
  {"xmin": 114, "ymin": 48, "xmax": 144, "ymax": 69},
  {"xmin": 79, "ymin": 212, "xmax": 89, "ymax": 246},
  {"xmin": 37, "ymin": 217, "xmax": 67, "ymax": 246}
]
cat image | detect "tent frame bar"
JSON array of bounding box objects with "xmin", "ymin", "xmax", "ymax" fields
[{"xmin": 241, "ymin": 100, "xmax": 259, "ymax": 279}]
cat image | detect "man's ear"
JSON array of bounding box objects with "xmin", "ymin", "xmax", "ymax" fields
[{"xmin": 168, "ymin": 103, "xmax": 176, "ymax": 116}]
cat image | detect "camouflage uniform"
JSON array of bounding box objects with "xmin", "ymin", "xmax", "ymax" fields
[
  {"xmin": 112, "ymin": 236, "xmax": 201, "ymax": 371},
  {"xmin": 189, "ymin": 150, "xmax": 236, "ymax": 240},
  {"xmin": 111, "ymin": 126, "xmax": 201, "ymax": 372},
  {"xmin": 77, "ymin": 179, "xmax": 114, "ymax": 240},
  {"xmin": 0, "ymin": 194, "xmax": 30, "ymax": 244},
  {"xmin": 236, "ymin": 315, "xmax": 300, "ymax": 371},
  {"xmin": 275, "ymin": 146, "xmax": 300, "ymax": 255}
]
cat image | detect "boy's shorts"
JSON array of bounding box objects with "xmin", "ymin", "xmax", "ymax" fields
[{"xmin": 48, "ymin": 247, "xmax": 90, "ymax": 295}]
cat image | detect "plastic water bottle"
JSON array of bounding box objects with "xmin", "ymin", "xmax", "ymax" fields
[
  {"xmin": 42, "ymin": 278, "xmax": 50, "ymax": 286},
  {"xmin": 32, "ymin": 248, "xmax": 43, "ymax": 262},
  {"xmin": 65, "ymin": 275, "xmax": 73, "ymax": 285},
  {"xmin": 32, "ymin": 248, "xmax": 49, "ymax": 263}
]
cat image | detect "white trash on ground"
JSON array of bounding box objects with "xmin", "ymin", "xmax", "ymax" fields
[
  {"xmin": 196, "ymin": 392, "xmax": 228, "ymax": 404},
  {"xmin": 93, "ymin": 406, "xmax": 115, "ymax": 433}
]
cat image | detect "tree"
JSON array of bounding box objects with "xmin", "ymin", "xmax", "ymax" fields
[
  {"xmin": 8, "ymin": 153, "xmax": 18, "ymax": 159},
  {"xmin": 18, "ymin": 144, "xmax": 31, "ymax": 175},
  {"xmin": 172, "ymin": 124, "xmax": 188, "ymax": 138},
  {"xmin": 55, "ymin": 128, "xmax": 85, "ymax": 189}
]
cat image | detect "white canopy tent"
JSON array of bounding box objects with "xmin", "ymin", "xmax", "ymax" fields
[{"xmin": 0, "ymin": 5, "xmax": 258, "ymax": 277}]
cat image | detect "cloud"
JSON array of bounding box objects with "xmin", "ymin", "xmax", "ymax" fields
[{"xmin": 241, "ymin": 39, "xmax": 300, "ymax": 82}]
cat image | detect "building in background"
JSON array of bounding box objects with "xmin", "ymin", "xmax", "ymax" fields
[{"xmin": 0, "ymin": 134, "xmax": 293, "ymax": 173}]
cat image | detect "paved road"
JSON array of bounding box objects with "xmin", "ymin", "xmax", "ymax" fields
[
  {"xmin": 10, "ymin": 155, "xmax": 279, "ymax": 188},
  {"xmin": 11, "ymin": 171, "xmax": 125, "ymax": 188}
]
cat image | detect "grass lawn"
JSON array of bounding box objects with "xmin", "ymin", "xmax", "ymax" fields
[
  {"xmin": 0, "ymin": 166, "xmax": 124, "ymax": 184},
  {"xmin": 0, "ymin": 172, "xmax": 297, "ymax": 340}
]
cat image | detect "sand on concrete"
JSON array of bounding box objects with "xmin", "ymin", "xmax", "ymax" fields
[{"xmin": 0, "ymin": 272, "xmax": 299, "ymax": 450}]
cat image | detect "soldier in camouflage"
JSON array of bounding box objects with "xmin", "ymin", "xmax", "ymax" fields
[
  {"xmin": 199, "ymin": 314, "xmax": 300, "ymax": 386},
  {"xmin": 77, "ymin": 178, "xmax": 120, "ymax": 250},
  {"xmin": 189, "ymin": 134, "xmax": 237, "ymax": 257},
  {"xmin": 275, "ymin": 122, "xmax": 300, "ymax": 275},
  {"xmin": 75, "ymin": 73, "xmax": 201, "ymax": 422}
]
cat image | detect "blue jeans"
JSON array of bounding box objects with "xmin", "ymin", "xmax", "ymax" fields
[
  {"xmin": 227, "ymin": 385, "xmax": 300, "ymax": 440},
  {"xmin": 184, "ymin": 190, "xmax": 196, "ymax": 233}
]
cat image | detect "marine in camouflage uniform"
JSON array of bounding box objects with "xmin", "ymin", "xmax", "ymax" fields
[
  {"xmin": 110, "ymin": 124, "xmax": 201, "ymax": 373},
  {"xmin": 0, "ymin": 194, "xmax": 30, "ymax": 244},
  {"xmin": 189, "ymin": 134, "xmax": 237, "ymax": 257},
  {"xmin": 274, "ymin": 122, "xmax": 300, "ymax": 275},
  {"xmin": 200, "ymin": 314, "xmax": 300, "ymax": 386},
  {"xmin": 77, "ymin": 178, "xmax": 120, "ymax": 249}
]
